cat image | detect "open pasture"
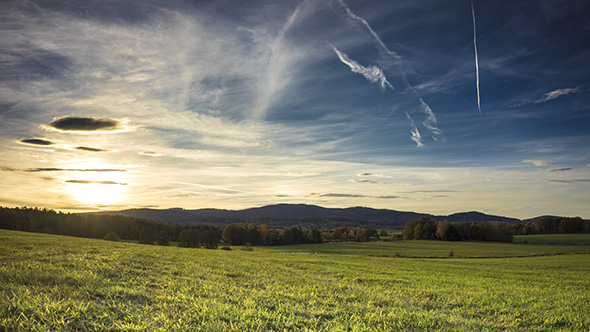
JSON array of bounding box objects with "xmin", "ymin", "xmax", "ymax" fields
[{"xmin": 1, "ymin": 230, "xmax": 589, "ymax": 331}]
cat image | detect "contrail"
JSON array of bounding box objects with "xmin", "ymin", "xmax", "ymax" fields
[
  {"xmin": 471, "ymin": 0, "xmax": 481, "ymax": 113},
  {"xmin": 332, "ymin": 46, "xmax": 394, "ymax": 91},
  {"xmin": 337, "ymin": 0, "xmax": 400, "ymax": 60}
]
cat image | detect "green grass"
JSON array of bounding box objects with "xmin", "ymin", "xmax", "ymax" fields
[
  {"xmin": 1, "ymin": 230, "xmax": 589, "ymax": 331},
  {"xmin": 513, "ymin": 234, "xmax": 590, "ymax": 245}
]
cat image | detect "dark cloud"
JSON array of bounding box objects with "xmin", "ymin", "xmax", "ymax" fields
[
  {"xmin": 25, "ymin": 168, "xmax": 126, "ymax": 172},
  {"xmin": 19, "ymin": 138, "xmax": 55, "ymax": 146},
  {"xmin": 310, "ymin": 193, "xmax": 402, "ymax": 199},
  {"xmin": 65, "ymin": 180, "xmax": 127, "ymax": 185},
  {"xmin": 547, "ymin": 179, "xmax": 590, "ymax": 184},
  {"xmin": 75, "ymin": 146, "xmax": 110, "ymax": 152},
  {"xmin": 542, "ymin": 168, "xmax": 573, "ymax": 173},
  {"xmin": 42, "ymin": 116, "xmax": 127, "ymax": 133},
  {"xmin": 400, "ymin": 190, "xmax": 458, "ymax": 193},
  {"xmin": 350, "ymin": 179, "xmax": 394, "ymax": 184}
]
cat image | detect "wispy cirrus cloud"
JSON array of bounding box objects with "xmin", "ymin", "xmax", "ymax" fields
[
  {"xmin": 336, "ymin": 0, "xmax": 399, "ymax": 59},
  {"xmin": 139, "ymin": 151, "xmax": 163, "ymax": 157},
  {"xmin": 309, "ymin": 192, "xmax": 404, "ymax": 199},
  {"xmin": 357, "ymin": 173, "xmax": 395, "ymax": 179},
  {"xmin": 66, "ymin": 180, "xmax": 127, "ymax": 185},
  {"xmin": 406, "ymin": 112, "xmax": 424, "ymax": 148},
  {"xmin": 523, "ymin": 159, "xmax": 553, "ymax": 166},
  {"xmin": 511, "ymin": 87, "xmax": 581, "ymax": 107},
  {"xmin": 332, "ymin": 46, "xmax": 393, "ymax": 91},
  {"xmin": 25, "ymin": 168, "xmax": 126, "ymax": 172}
]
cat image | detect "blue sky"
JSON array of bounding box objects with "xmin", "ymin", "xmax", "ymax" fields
[{"xmin": 1, "ymin": 0, "xmax": 589, "ymax": 218}]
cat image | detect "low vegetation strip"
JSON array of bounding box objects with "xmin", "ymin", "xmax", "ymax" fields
[{"xmin": 1, "ymin": 230, "xmax": 589, "ymax": 331}]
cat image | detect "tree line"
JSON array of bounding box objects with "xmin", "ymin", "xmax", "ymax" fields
[
  {"xmin": 402, "ymin": 216, "xmax": 589, "ymax": 242},
  {"xmin": 0, "ymin": 206, "xmax": 219, "ymax": 247},
  {"xmin": 1, "ymin": 206, "xmax": 587, "ymax": 246}
]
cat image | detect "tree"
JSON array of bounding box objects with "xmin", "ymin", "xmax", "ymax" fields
[
  {"xmin": 558, "ymin": 217, "xmax": 587, "ymax": 234},
  {"xmin": 178, "ymin": 229, "xmax": 201, "ymax": 248},
  {"xmin": 139, "ymin": 227, "xmax": 156, "ymax": 245},
  {"xmin": 202, "ymin": 228, "xmax": 218, "ymax": 249},
  {"xmin": 436, "ymin": 221, "xmax": 462, "ymax": 241},
  {"xmin": 222, "ymin": 224, "xmax": 246, "ymax": 245},
  {"xmin": 403, "ymin": 217, "xmax": 436, "ymax": 240},
  {"xmin": 308, "ymin": 229, "xmax": 323, "ymax": 243},
  {"xmin": 104, "ymin": 231, "xmax": 120, "ymax": 241},
  {"xmin": 157, "ymin": 230, "xmax": 169, "ymax": 246},
  {"xmin": 282, "ymin": 227, "xmax": 304, "ymax": 244},
  {"xmin": 245, "ymin": 224, "xmax": 263, "ymax": 245}
]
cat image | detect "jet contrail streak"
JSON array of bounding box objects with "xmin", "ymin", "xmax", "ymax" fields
[
  {"xmin": 471, "ymin": 0, "xmax": 481, "ymax": 114},
  {"xmin": 337, "ymin": 0, "xmax": 400, "ymax": 60}
]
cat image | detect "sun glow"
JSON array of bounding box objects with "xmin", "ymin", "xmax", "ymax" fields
[{"xmin": 65, "ymin": 165, "xmax": 127, "ymax": 206}]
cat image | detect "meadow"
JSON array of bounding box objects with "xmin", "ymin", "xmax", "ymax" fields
[{"xmin": 1, "ymin": 230, "xmax": 589, "ymax": 331}]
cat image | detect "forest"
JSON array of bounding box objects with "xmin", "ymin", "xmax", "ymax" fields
[{"xmin": 1, "ymin": 206, "xmax": 588, "ymax": 246}]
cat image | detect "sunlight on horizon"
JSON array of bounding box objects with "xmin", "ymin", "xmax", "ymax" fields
[{"xmin": 65, "ymin": 165, "xmax": 127, "ymax": 207}]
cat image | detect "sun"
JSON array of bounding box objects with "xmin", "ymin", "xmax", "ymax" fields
[
  {"xmin": 65, "ymin": 165, "xmax": 127, "ymax": 206},
  {"xmin": 68, "ymin": 182, "xmax": 124, "ymax": 206}
]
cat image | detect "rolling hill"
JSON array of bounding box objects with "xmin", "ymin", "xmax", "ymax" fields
[{"xmin": 91, "ymin": 204, "xmax": 521, "ymax": 229}]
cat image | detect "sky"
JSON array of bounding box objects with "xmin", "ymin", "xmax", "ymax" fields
[{"xmin": 1, "ymin": 0, "xmax": 589, "ymax": 219}]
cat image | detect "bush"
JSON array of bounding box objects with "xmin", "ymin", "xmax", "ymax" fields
[
  {"xmin": 157, "ymin": 230, "xmax": 169, "ymax": 246},
  {"xmin": 241, "ymin": 243, "xmax": 253, "ymax": 251},
  {"xmin": 104, "ymin": 231, "xmax": 120, "ymax": 241},
  {"xmin": 221, "ymin": 246, "xmax": 232, "ymax": 251},
  {"xmin": 139, "ymin": 227, "xmax": 156, "ymax": 245}
]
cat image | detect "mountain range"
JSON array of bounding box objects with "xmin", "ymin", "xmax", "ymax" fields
[{"xmin": 92, "ymin": 204, "xmax": 525, "ymax": 229}]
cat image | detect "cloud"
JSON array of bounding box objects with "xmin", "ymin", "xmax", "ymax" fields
[
  {"xmin": 332, "ymin": 46, "xmax": 394, "ymax": 91},
  {"xmin": 75, "ymin": 146, "xmax": 110, "ymax": 152},
  {"xmin": 542, "ymin": 168, "xmax": 573, "ymax": 173},
  {"xmin": 25, "ymin": 168, "xmax": 126, "ymax": 172},
  {"xmin": 310, "ymin": 192, "xmax": 404, "ymax": 199},
  {"xmin": 287, "ymin": 172, "xmax": 321, "ymax": 177},
  {"xmin": 336, "ymin": 0, "xmax": 399, "ymax": 59},
  {"xmin": 66, "ymin": 180, "xmax": 127, "ymax": 185},
  {"xmin": 419, "ymin": 98, "xmax": 443, "ymax": 140},
  {"xmin": 471, "ymin": 0, "xmax": 481, "ymax": 113},
  {"xmin": 546, "ymin": 179, "xmax": 590, "ymax": 184},
  {"xmin": 406, "ymin": 113, "xmax": 424, "ymax": 147},
  {"xmin": 511, "ymin": 87, "xmax": 581, "ymax": 107},
  {"xmin": 400, "ymin": 190, "xmax": 458, "ymax": 193},
  {"xmin": 171, "ymin": 181, "xmax": 246, "ymax": 194},
  {"xmin": 523, "ymin": 159, "xmax": 553, "ymax": 166},
  {"xmin": 41, "ymin": 116, "xmax": 130, "ymax": 133},
  {"xmin": 19, "ymin": 138, "xmax": 55, "ymax": 146},
  {"xmin": 351, "ymin": 179, "xmax": 380, "ymax": 184},
  {"xmin": 357, "ymin": 173, "xmax": 395, "ymax": 179},
  {"xmin": 537, "ymin": 88, "xmax": 581, "ymax": 103},
  {"xmin": 140, "ymin": 151, "xmax": 163, "ymax": 157}
]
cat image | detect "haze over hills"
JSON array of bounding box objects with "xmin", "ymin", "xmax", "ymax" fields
[{"xmin": 91, "ymin": 204, "xmax": 523, "ymax": 229}]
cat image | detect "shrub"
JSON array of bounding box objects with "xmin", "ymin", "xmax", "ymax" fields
[{"xmin": 104, "ymin": 231, "xmax": 120, "ymax": 241}]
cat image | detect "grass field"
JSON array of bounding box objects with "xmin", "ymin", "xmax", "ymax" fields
[{"xmin": 1, "ymin": 230, "xmax": 589, "ymax": 331}]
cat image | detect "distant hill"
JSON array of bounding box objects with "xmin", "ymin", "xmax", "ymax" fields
[{"xmin": 91, "ymin": 204, "xmax": 522, "ymax": 229}]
